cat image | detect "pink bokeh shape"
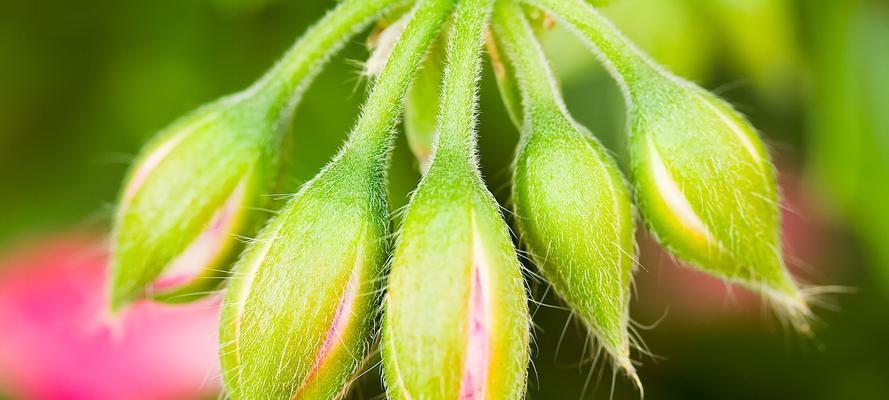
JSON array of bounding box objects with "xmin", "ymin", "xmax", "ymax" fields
[{"xmin": 0, "ymin": 233, "xmax": 221, "ymax": 400}]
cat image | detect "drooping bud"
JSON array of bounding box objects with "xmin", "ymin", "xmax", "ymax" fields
[
  {"xmin": 108, "ymin": 0, "xmax": 402, "ymax": 312},
  {"xmin": 219, "ymin": 0, "xmax": 456, "ymax": 397},
  {"xmin": 513, "ymin": 122, "xmax": 639, "ymax": 381},
  {"xmin": 491, "ymin": 0, "xmax": 640, "ymax": 388},
  {"xmin": 627, "ymin": 79, "xmax": 809, "ymax": 324},
  {"xmin": 383, "ymin": 163, "xmax": 530, "ymax": 400},
  {"xmin": 532, "ymin": 0, "xmax": 811, "ymax": 327},
  {"xmin": 110, "ymin": 93, "xmax": 278, "ymax": 310},
  {"xmin": 219, "ymin": 154, "xmax": 387, "ymax": 400},
  {"xmin": 384, "ymin": 0, "xmax": 529, "ymax": 397}
]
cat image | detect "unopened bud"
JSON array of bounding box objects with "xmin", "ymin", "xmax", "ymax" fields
[
  {"xmin": 219, "ymin": 155, "xmax": 387, "ymax": 400},
  {"xmin": 383, "ymin": 161, "xmax": 530, "ymax": 399},
  {"xmin": 109, "ymin": 0, "xmax": 402, "ymax": 312},
  {"xmin": 492, "ymin": 0, "xmax": 641, "ymax": 387},
  {"xmin": 629, "ymin": 78, "xmax": 810, "ymax": 325},
  {"xmin": 531, "ymin": 0, "xmax": 811, "ymax": 328},
  {"xmin": 513, "ymin": 118, "xmax": 639, "ymax": 385},
  {"xmin": 110, "ymin": 93, "xmax": 279, "ymax": 311}
]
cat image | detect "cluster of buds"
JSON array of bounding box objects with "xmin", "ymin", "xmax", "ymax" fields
[{"xmin": 108, "ymin": 0, "xmax": 819, "ymax": 397}]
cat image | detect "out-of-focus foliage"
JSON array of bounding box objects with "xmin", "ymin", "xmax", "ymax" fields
[
  {"xmin": 805, "ymin": 0, "xmax": 889, "ymax": 291},
  {"xmin": 1, "ymin": 0, "xmax": 888, "ymax": 399}
]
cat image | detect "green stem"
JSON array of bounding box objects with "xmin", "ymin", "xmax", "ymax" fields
[
  {"xmin": 491, "ymin": 0, "xmax": 567, "ymax": 127},
  {"xmin": 523, "ymin": 0, "xmax": 661, "ymax": 98},
  {"xmin": 345, "ymin": 0, "xmax": 457, "ymax": 164},
  {"xmin": 431, "ymin": 0, "xmax": 494, "ymax": 161},
  {"xmin": 253, "ymin": 0, "xmax": 404, "ymax": 116}
]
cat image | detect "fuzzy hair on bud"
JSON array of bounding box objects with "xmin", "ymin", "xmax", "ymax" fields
[
  {"xmin": 513, "ymin": 120, "xmax": 640, "ymax": 386},
  {"xmin": 492, "ymin": 0, "xmax": 641, "ymax": 388},
  {"xmin": 110, "ymin": 92, "xmax": 279, "ymax": 312},
  {"xmin": 219, "ymin": 154, "xmax": 387, "ymax": 400},
  {"xmin": 383, "ymin": 160, "xmax": 530, "ymax": 400},
  {"xmin": 531, "ymin": 0, "xmax": 812, "ymax": 330},
  {"xmin": 628, "ymin": 77, "xmax": 811, "ymax": 328},
  {"xmin": 109, "ymin": 0, "xmax": 403, "ymax": 313}
]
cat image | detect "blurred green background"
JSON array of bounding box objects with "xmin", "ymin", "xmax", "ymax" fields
[{"xmin": 1, "ymin": 0, "xmax": 888, "ymax": 398}]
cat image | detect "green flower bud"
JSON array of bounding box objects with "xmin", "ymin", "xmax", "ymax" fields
[
  {"xmin": 220, "ymin": 0, "xmax": 455, "ymax": 397},
  {"xmin": 219, "ymin": 154, "xmax": 387, "ymax": 400},
  {"xmin": 383, "ymin": 161, "xmax": 530, "ymax": 399},
  {"xmin": 110, "ymin": 91, "xmax": 279, "ymax": 310},
  {"xmin": 530, "ymin": 0, "xmax": 810, "ymax": 327},
  {"xmin": 384, "ymin": 0, "xmax": 529, "ymax": 397},
  {"xmin": 492, "ymin": 0, "xmax": 640, "ymax": 388},
  {"xmin": 628, "ymin": 77, "xmax": 808, "ymax": 323},
  {"xmin": 513, "ymin": 123, "xmax": 639, "ymax": 380},
  {"xmin": 108, "ymin": 0, "xmax": 402, "ymax": 312}
]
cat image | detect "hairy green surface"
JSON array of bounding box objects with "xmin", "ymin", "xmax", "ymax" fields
[
  {"xmin": 487, "ymin": 26, "xmax": 523, "ymax": 129},
  {"xmin": 492, "ymin": 0, "xmax": 638, "ymax": 386},
  {"xmin": 108, "ymin": 0, "xmax": 401, "ymax": 312},
  {"xmin": 531, "ymin": 0, "xmax": 808, "ymax": 324},
  {"xmin": 220, "ymin": 154, "xmax": 387, "ymax": 399},
  {"xmin": 110, "ymin": 94, "xmax": 276, "ymax": 309},
  {"xmin": 383, "ymin": 0, "xmax": 529, "ymax": 398},
  {"xmin": 404, "ymin": 36, "xmax": 445, "ymax": 172},
  {"xmin": 219, "ymin": 0, "xmax": 455, "ymax": 398}
]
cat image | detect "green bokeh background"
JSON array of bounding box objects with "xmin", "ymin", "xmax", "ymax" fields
[{"xmin": 1, "ymin": 0, "xmax": 888, "ymax": 398}]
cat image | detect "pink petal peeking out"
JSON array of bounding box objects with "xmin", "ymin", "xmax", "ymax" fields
[
  {"xmin": 460, "ymin": 237, "xmax": 491, "ymax": 400},
  {"xmin": 152, "ymin": 179, "xmax": 247, "ymax": 293},
  {"xmin": 0, "ymin": 233, "xmax": 221, "ymax": 400},
  {"xmin": 294, "ymin": 264, "xmax": 361, "ymax": 395}
]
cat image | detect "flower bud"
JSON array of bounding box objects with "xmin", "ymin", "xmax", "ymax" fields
[
  {"xmin": 109, "ymin": 0, "xmax": 401, "ymax": 312},
  {"xmin": 628, "ymin": 77, "xmax": 810, "ymax": 325},
  {"xmin": 219, "ymin": 0, "xmax": 456, "ymax": 395},
  {"xmin": 110, "ymin": 93, "xmax": 279, "ymax": 311},
  {"xmin": 531, "ymin": 0, "xmax": 811, "ymax": 328},
  {"xmin": 513, "ymin": 118, "xmax": 639, "ymax": 384},
  {"xmin": 219, "ymin": 155, "xmax": 387, "ymax": 400},
  {"xmin": 383, "ymin": 160, "xmax": 530, "ymax": 399},
  {"xmin": 492, "ymin": 0, "xmax": 640, "ymax": 386}
]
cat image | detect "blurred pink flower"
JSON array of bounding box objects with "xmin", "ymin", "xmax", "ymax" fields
[{"xmin": 0, "ymin": 233, "xmax": 221, "ymax": 400}]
